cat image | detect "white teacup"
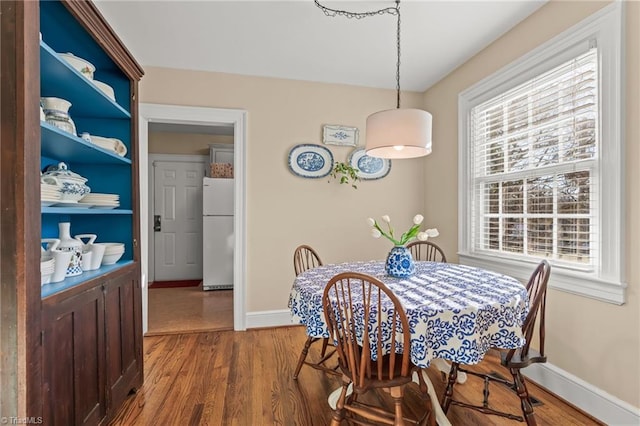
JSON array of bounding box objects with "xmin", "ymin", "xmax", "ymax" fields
[
  {"xmin": 50, "ymin": 250, "xmax": 73, "ymax": 283},
  {"xmin": 88, "ymin": 243, "xmax": 106, "ymax": 270},
  {"xmin": 81, "ymin": 250, "xmax": 93, "ymax": 271}
]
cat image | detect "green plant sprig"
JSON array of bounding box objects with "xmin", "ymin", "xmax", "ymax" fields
[{"xmin": 329, "ymin": 161, "xmax": 360, "ymax": 189}]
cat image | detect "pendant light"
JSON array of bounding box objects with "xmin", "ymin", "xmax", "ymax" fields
[{"xmin": 315, "ymin": 0, "xmax": 433, "ymax": 159}]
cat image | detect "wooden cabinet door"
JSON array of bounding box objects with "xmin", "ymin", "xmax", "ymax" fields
[
  {"xmin": 42, "ymin": 286, "xmax": 106, "ymax": 426},
  {"xmin": 104, "ymin": 271, "xmax": 143, "ymax": 412}
]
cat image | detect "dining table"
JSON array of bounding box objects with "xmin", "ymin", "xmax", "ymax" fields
[{"xmin": 288, "ymin": 260, "xmax": 529, "ymax": 425}]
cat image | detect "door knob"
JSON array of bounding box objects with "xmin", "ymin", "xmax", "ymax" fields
[{"xmin": 154, "ymin": 215, "xmax": 161, "ymax": 232}]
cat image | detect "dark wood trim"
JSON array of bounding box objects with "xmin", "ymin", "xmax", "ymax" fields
[
  {"xmin": 1, "ymin": 0, "xmax": 43, "ymax": 418},
  {"xmin": 130, "ymin": 82, "xmax": 141, "ymax": 265},
  {"xmin": 61, "ymin": 0, "xmax": 144, "ymax": 81},
  {"xmin": 129, "ymin": 81, "xmax": 144, "ymax": 393}
]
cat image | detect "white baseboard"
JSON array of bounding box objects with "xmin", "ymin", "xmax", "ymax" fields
[
  {"xmin": 245, "ymin": 309, "xmax": 294, "ymax": 329},
  {"xmin": 245, "ymin": 310, "xmax": 640, "ymax": 424},
  {"xmin": 525, "ymin": 363, "xmax": 640, "ymax": 425}
]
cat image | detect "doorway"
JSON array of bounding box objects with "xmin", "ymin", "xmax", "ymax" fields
[
  {"xmin": 151, "ymin": 154, "xmax": 208, "ymax": 282},
  {"xmin": 139, "ymin": 104, "xmax": 247, "ymax": 334}
]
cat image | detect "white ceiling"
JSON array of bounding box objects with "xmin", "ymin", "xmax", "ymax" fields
[{"xmin": 94, "ymin": 0, "xmax": 546, "ymax": 93}]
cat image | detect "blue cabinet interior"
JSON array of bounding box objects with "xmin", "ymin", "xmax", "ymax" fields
[{"xmin": 40, "ymin": 0, "xmax": 136, "ymax": 297}]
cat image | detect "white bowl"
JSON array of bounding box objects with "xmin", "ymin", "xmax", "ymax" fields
[
  {"xmin": 102, "ymin": 243, "xmax": 125, "ymax": 256},
  {"xmin": 101, "ymin": 252, "xmax": 124, "ymax": 265},
  {"xmin": 42, "ymin": 265, "xmax": 55, "ymax": 272},
  {"xmin": 93, "ymin": 80, "xmax": 115, "ymax": 102},
  {"xmin": 102, "ymin": 242, "xmax": 124, "ymax": 250},
  {"xmin": 41, "ymin": 257, "xmax": 55, "ymax": 268},
  {"xmin": 59, "ymin": 53, "xmax": 95, "ymax": 80},
  {"xmin": 41, "ymin": 271, "xmax": 53, "ymax": 285}
]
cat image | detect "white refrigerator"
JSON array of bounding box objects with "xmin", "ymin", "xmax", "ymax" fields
[{"xmin": 202, "ymin": 177, "xmax": 234, "ymax": 291}]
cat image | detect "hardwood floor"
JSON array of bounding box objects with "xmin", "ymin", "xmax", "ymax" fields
[
  {"xmin": 109, "ymin": 326, "xmax": 603, "ymax": 426},
  {"xmin": 147, "ymin": 286, "xmax": 233, "ymax": 335}
]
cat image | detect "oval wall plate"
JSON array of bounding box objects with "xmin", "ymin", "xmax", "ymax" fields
[
  {"xmin": 288, "ymin": 144, "xmax": 334, "ymax": 178},
  {"xmin": 348, "ymin": 147, "xmax": 391, "ymax": 180}
]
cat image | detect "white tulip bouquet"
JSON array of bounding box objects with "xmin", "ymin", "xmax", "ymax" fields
[{"xmin": 367, "ymin": 214, "xmax": 439, "ymax": 247}]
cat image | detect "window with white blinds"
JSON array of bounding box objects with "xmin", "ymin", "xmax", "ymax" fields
[
  {"xmin": 458, "ymin": 2, "xmax": 624, "ymax": 304},
  {"xmin": 470, "ymin": 49, "xmax": 598, "ymax": 269}
]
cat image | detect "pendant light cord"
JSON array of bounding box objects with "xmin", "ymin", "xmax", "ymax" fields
[
  {"xmin": 395, "ymin": 0, "xmax": 401, "ymax": 109},
  {"xmin": 314, "ymin": 0, "xmax": 402, "ymax": 108}
]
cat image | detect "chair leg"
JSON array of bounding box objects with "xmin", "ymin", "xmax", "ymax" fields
[
  {"xmin": 441, "ymin": 362, "xmax": 459, "ymax": 414},
  {"xmin": 293, "ymin": 336, "xmax": 314, "ymax": 379},
  {"xmin": 321, "ymin": 337, "xmax": 329, "ymax": 357},
  {"xmin": 511, "ymin": 368, "xmax": 537, "ymax": 426},
  {"xmin": 389, "ymin": 386, "xmax": 405, "ymax": 426},
  {"xmin": 330, "ymin": 382, "xmax": 349, "ymax": 426}
]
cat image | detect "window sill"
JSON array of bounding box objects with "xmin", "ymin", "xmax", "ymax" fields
[{"xmin": 458, "ymin": 252, "xmax": 626, "ymax": 305}]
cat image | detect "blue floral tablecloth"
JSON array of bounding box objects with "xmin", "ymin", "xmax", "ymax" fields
[{"xmin": 288, "ymin": 260, "xmax": 529, "ymax": 368}]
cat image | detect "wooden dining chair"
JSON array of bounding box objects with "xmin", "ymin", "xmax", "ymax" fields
[
  {"xmin": 441, "ymin": 260, "xmax": 551, "ymax": 426},
  {"xmin": 292, "ymin": 245, "xmax": 339, "ymax": 380},
  {"xmin": 323, "ymin": 272, "xmax": 436, "ymax": 426},
  {"xmin": 293, "ymin": 244, "xmax": 323, "ymax": 276},
  {"xmin": 406, "ymin": 241, "xmax": 447, "ymax": 263}
]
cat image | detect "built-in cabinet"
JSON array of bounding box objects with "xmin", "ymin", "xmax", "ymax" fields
[
  {"xmin": 41, "ymin": 269, "xmax": 141, "ymax": 425},
  {"xmin": 0, "ymin": 0, "xmax": 143, "ymax": 423},
  {"xmin": 42, "ymin": 284, "xmax": 107, "ymax": 425},
  {"xmin": 103, "ymin": 272, "xmax": 142, "ymax": 414}
]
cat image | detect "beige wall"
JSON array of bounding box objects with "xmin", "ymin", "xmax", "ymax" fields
[
  {"xmin": 148, "ymin": 131, "xmax": 232, "ymax": 156},
  {"xmin": 422, "ymin": 0, "xmax": 640, "ymax": 408},
  {"xmin": 140, "ymin": 71, "xmax": 427, "ymax": 313}
]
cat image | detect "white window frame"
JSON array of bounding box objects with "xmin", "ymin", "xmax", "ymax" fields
[{"xmin": 458, "ymin": 2, "xmax": 625, "ymax": 304}]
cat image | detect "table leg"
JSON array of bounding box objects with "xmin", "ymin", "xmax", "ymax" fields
[
  {"xmin": 432, "ymin": 358, "xmax": 467, "ymax": 384},
  {"xmin": 412, "ymin": 369, "xmax": 452, "ymax": 426},
  {"xmin": 327, "ymin": 372, "xmax": 452, "ymax": 426}
]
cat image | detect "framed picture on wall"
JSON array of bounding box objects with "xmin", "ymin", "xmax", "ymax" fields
[{"xmin": 322, "ymin": 125, "xmax": 359, "ymax": 147}]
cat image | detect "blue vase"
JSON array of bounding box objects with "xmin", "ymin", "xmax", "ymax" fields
[{"xmin": 385, "ymin": 245, "xmax": 415, "ymax": 278}]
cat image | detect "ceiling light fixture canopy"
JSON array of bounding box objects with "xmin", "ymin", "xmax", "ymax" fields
[{"xmin": 314, "ymin": 0, "xmax": 432, "ymax": 159}]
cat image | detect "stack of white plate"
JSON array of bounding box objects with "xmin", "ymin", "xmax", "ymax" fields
[
  {"xmin": 41, "ymin": 257, "xmax": 55, "ymax": 285},
  {"xmin": 79, "ymin": 193, "xmax": 120, "ymax": 209},
  {"xmin": 101, "ymin": 242, "xmax": 125, "ymax": 265},
  {"xmin": 41, "ymin": 183, "xmax": 61, "ymax": 206}
]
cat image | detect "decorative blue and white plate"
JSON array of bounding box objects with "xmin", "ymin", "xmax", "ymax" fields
[
  {"xmin": 288, "ymin": 144, "xmax": 334, "ymax": 179},
  {"xmin": 348, "ymin": 147, "xmax": 391, "ymax": 180}
]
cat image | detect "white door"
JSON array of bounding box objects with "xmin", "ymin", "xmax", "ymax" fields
[{"xmin": 153, "ymin": 161, "xmax": 206, "ymax": 281}]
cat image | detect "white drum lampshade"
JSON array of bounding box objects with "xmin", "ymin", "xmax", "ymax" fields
[{"xmin": 365, "ymin": 108, "xmax": 433, "ymax": 159}]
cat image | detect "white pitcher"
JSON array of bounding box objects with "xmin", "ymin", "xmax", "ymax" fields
[{"xmin": 57, "ymin": 222, "xmax": 83, "ymax": 276}]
